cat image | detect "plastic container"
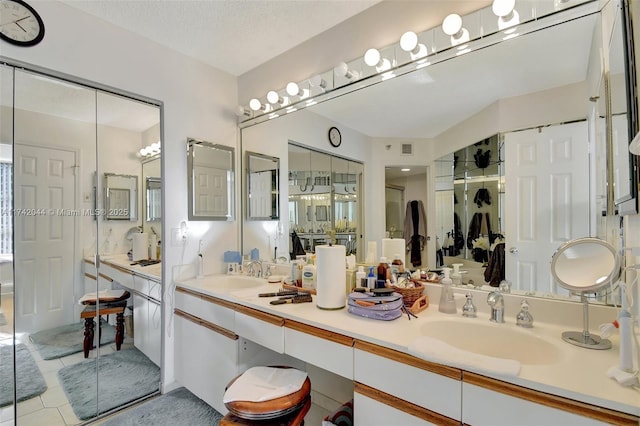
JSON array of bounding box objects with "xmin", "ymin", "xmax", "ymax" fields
[
  {"xmin": 377, "ymin": 257, "xmax": 390, "ymax": 285},
  {"xmin": 438, "ymin": 267, "xmax": 457, "ymax": 314},
  {"xmin": 391, "ymin": 253, "xmax": 405, "ymax": 275},
  {"xmin": 451, "ymin": 263, "xmax": 463, "ymax": 286},
  {"xmin": 366, "ymin": 266, "xmax": 376, "ymax": 289},
  {"xmin": 355, "ymin": 265, "xmax": 367, "ymax": 289}
]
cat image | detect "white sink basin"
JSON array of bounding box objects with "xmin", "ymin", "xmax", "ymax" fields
[
  {"xmin": 420, "ymin": 320, "xmax": 562, "ymax": 365},
  {"xmin": 218, "ymin": 276, "xmax": 265, "ymax": 288}
]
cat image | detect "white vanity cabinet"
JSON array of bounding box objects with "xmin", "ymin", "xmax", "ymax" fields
[
  {"xmin": 174, "ymin": 310, "xmax": 239, "ymax": 414},
  {"xmin": 353, "ymin": 340, "xmax": 461, "ymax": 425},
  {"xmin": 354, "ymin": 392, "xmax": 440, "ymax": 426},
  {"xmin": 94, "ymin": 258, "xmax": 162, "ymax": 366}
]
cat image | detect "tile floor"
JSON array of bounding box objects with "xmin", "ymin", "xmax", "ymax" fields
[{"xmin": 0, "ymin": 293, "xmax": 330, "ymax": 426}]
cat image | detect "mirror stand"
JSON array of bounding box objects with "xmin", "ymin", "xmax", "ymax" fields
[
  {"xmin": 561, "ymin": 293, "xmax": 611, "ymax": 350},
  {"xmin": 551, "ymin": 237, "xmax": 620, "ymax": 350}
]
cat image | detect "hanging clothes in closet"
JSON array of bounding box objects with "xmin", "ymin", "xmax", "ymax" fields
[
  {"xmin": 403, "ymin": 200, "xmax": 427, "ymax": 267},
  {"xmin": 466, "ymin": 212, "xmax": 492, "ymax": 249}
]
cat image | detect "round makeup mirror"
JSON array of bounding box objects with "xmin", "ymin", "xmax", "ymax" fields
[{"xmin": 550, "ymin": 237, "xmax": 620, "ymax": 350}]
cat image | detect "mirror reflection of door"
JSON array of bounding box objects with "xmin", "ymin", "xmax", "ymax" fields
[
  {"xmin": 2, "ymin": 65, "xmax": 162, "ymax": 423},
  {"xmin": 384, "ymin": 166, "xmax": 428, "ymax": 268},
  {"xmin": 504, "ymin": 121, "xmax": 589, "ymax": 295}
]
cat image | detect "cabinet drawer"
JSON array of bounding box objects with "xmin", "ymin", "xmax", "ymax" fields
[
  {"xmin": 100, "ymin": 261, "xmax": 134, "ymax": 289},
  {"xmin": 354, "ymin": 341, "xmax": 462, "ymax": 421},
  {"xmin": 284, "ymin": 320, "xmax": 353, "ymax": 379},
  {"xmin": 148, "ymin": 279, "xmax": 161, "ymax": 301},
  {"xmin": 174, "ymin": 287, "xmax": 235, "ymax": 332},
  {"xmin": 462, "ymin": 373, "xmax": 639, "ymax": 426},
  {"xmin": 133, "ymin": 274, "xmax": 150, "ymax": 296},
  {"xmin": 235, "ymin": 306, "xmax": 284, "ymax": 353},
  {"xmin": 354, "ymin": 391, "xmax": 441, "ymax": 426}
]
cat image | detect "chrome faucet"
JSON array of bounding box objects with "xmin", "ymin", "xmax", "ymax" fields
[
  {"xmin": 516, "ymin": 299, "xmax": 534, "ymax": 328},
  {"xmin": 245, "ymin": 260, "xmax": 263, "ymax": 278},
  {"xmin": 487, "ymin": 291, "xmax": 505, "ymax": 323},
  {"xmin": 462, "ymin": 293, "xmax": 477, "ymax": 318}
]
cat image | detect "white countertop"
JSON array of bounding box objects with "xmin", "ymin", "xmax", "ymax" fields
[
  {"xmin": 176, "ymin": 274, "xmax": 639, "ymax": 417},
  {"xmin": 99, "ymin": 254, "xmax": 161, "ymax": 281}
]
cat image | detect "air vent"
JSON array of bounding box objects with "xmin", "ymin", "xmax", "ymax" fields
[{"xmin": 401, "ymin": 143, "xmax": 413, "ymax": 155}]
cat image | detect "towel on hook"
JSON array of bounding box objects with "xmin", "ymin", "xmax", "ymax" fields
[{"xmin": 408, "ymin": 335, "xmax": 521, "ymax": 377}]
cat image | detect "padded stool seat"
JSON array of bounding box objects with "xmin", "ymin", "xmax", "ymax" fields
[{"xmin": 221, "ymin": 366, "xmax": 311, "ymax": 426}]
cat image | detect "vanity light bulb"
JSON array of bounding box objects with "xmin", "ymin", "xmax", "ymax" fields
[
  {"xmin": 492, "ymin": 0, "xmax": 515, "ymax": 17},
  {"xmin": 266, "ymin": 90, "xmax": 281, "ymax": 105},
  {"xmin": 400, "ymin": 31, "xmax": 418, "ymax": 52},
  {"xmin": 364, "ymin": 48, "xmax": 381, "ymax": 67},
  {"xmin": 309, "ymin": 74, "xmax": 327, "ymax": 89},
  {"xmin": 286, "ymin": 82, "xmax": 300, "ymax": 97},
  {"xmin": 140, "ymin": 147, "xmax": 149, "ymax": 156},
  {"xmin": 249, "ymin": 98, "xmax": 262, "ymax": 111},
  {"xmin": 442, "ymin": 14, "xmax": 463, "ymax": 36},
  {"xmin": 334, "ymin": 62, "xmax": 358, "ymax": 79}
]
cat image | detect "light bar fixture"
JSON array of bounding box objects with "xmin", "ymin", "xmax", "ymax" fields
[{"xmin": 238, "ymin": 1, "xmax": 583, "ymax": 120}]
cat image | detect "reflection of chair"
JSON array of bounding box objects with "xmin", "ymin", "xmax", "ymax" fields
[{"xmin": 79, "ymin": 290, "xmax": 130, "ymax": 358}]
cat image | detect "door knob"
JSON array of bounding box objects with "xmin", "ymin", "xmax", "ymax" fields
[{"xmin": 509, "ymin": 247, "xmax": 519, "ymax": 254}]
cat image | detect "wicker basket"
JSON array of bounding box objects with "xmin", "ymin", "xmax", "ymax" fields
[{"xmin": 389, "ymin": 280, "xmax": 425, "ymax": 306}]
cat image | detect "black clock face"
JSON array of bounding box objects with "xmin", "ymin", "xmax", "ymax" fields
[
  {"xmin": 328, "ymin": 126, "xmax": 341, "ymax": 147},
  {"xmin": 0, "ymin": 0, "xmax": 45, "ymax": 47}
]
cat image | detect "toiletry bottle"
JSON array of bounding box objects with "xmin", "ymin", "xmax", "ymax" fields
[
  {"xmin": 302, "ymin": 257, "xmax": 317, "ymax": 290},
  {"xmin": 451, "ymin": 263, "xmax": 463, "ymax": 286},
  {"xmin": 156, "ymin": 240, "xmax": 161, "ymax": 260},
  {"xmin": 438, "ymin": 267, "xmax": 457, "ymax": 314},
  {"xmin": 367, "ymin": 266, "xmax": 376, "ymax": 289},
  {"xmin": 355, "ymin": 265, "xmax": 366, "ymax": 289},
  {"xmin": 391, "ymin": 253, "xmax": 405, "ymax": 275},
  {"xmin": 377, "ymin": 256, "xmax": 390, "ymax": 288}
]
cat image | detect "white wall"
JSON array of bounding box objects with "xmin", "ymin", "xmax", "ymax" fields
[{"xmin": 2, "ymin": 0, "xmax": 239, "ymax": 391}]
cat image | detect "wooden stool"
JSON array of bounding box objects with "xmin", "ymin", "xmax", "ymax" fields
[
  {"xmin": 80, "ymin": 291, "xmax": 130, "ymax": 358},
  {"xmin": 220, "ymin": 396, "xmax": 310, "ymax": 426}
]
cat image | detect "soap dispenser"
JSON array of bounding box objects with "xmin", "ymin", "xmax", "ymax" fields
[
  {"xmin": 451, "ymin": 263, "xmax": 463, "ymax": 286},
  {"xmin": 439, "ymin": 267, "xmax": 457, "ymax": 314}
]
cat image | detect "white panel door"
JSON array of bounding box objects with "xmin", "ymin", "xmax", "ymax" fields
[
  {"xmin": 14, "ymin": 144, "xmax": 76, "ymax": 333},
  {"xmin": 194, "ymin": 165, "xmax": 227, "ymax": 216},
  {"xmin": 504, "ymin": 122, "xmax": 589, "ymax": 294}
]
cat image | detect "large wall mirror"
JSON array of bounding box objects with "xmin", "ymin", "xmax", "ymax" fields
[
  {"xmin": 0, "ymin": 63, "xmax": 163, "ymax": 422},
  {"xmin": 187, "ymin": 138, "xmax": 234, "ymax": 221},
  {"xmin": 240, "ymin": 1, "xmax": 633, "ymax": 305}
]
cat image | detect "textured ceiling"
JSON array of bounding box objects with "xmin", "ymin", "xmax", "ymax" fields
[{"xmin": 59, "ymin": 0, "xmax": 382, "ymax": 76}]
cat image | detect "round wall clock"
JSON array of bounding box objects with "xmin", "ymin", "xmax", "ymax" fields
[
  {"xmin": 328, "ymin": 126, "xmax": 342, "ymax": 147},
  {"xmin": 0, "ymin": 0, "xmax": 45, "ymax": 47}
]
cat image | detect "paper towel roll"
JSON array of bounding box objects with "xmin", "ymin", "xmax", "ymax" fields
[
  {"xmin": 316, "ymin": 245, "xmax": 346, "ymax": 310},
  {"xmin": 132, "ymin": 232, "xmax": 149, "ymax": 261},
  {"xmin": 382, "ymin": 238, "xmax": 405, "ymax": 261},
  {"xmin": 366, "ymin": 241, "xmax": 377, "ymax": 264}
]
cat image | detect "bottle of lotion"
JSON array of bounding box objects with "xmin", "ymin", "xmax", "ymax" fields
[{"xmin": 301, "ymin": 257, "xmax": 317, "ymax": 290}]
